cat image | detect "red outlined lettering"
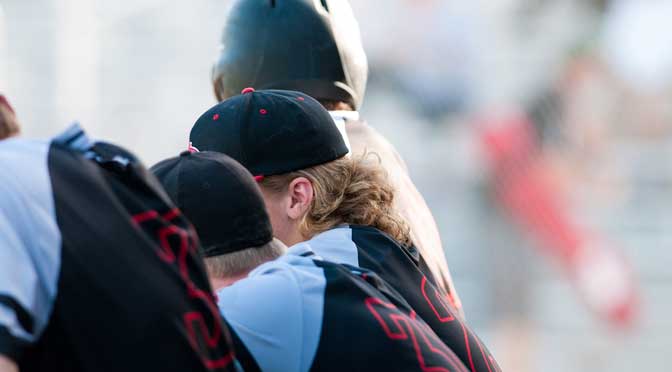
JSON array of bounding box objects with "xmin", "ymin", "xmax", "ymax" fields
[
  {"xmin": 422, "ymin": 277, "xmax": 455, "ymax": 323},
  {"xmin": 133, "ymin": 209, "xmax": 234, "ymax": 370},
  {"xmin": 365, "ymin": 297, "xmax": 467, "ymax": 372},
  {"xmin": 421, "ymin": 276, "xmax": 498, "ymax": 372}
]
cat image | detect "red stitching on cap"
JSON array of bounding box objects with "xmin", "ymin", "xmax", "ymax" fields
[
  {"xmin": 254, "ymin": 175, "xmax": 265, "ymax": 182},
  {"xmin": 212, "ymin": 114, "xmax": 220, "ymax": 121},
  {"xmin": 259, "ymin": 109, "xmax": 268, "ymax": 115},
  {"xmin": 297, "ymin": 97, "xmax": 305, "ymax": 101},
  {"xmin": 188, "ymin": 142, "xmax": 200, "ymax": 153},
  {"xmin": 241, "ymin": 87, "xmax": 255, "ymax": 94}
]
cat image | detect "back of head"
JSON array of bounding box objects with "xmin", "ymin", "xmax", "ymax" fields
[
  {"xmin": 151, "ymin": 151, "xmax": 282, "ymax": 279},
  {"xmin": 189, "ymin": 89, "xmax": 409, "ymax": 247},
  {"xmin": 212, "ymin": 0, "xmax": 368, "ymax": 109},
  {"xmin": 260, "ymin": 153, "xmax": 412, "ymax": 247}
]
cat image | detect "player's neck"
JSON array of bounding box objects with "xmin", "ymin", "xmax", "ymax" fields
[{"xmin": 210, "ymin": 272, "xmax": 251, "ymax": 291}]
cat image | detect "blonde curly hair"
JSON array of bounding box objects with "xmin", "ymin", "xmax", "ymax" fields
[{"xmin": 260, "ymin": 153, "xmax": 411, "ymax": 247}]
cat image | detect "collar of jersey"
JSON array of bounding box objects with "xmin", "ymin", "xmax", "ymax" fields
[
  {"xmin": 53, "ymin": 123, "xmax": 95, "ymax": 153},
  {"xmin": 246, "ymin": 243, "xmax": 320, "ymax": 278},
  {"xmin": 284, "ymin": 243, "xmax": 319, "ymax": 259},
  {"xmin": 284, "ymin": 224, "xmax": 354, "ymax": 261},
  {"xmin": 328, "ymin": 110, "xmax": 360, "ymax": 122}
]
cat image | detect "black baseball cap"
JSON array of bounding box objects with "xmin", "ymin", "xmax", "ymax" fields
[
  {"xmin": 150, "ymin": 151, "xmax": 273, "ymax": 257},
  {"xmin": 189, "ymin": 89, "xmax": 349, "ymax": 180}
]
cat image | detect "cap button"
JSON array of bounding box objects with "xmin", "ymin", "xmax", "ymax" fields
[{"xmin": 241, "ymin": 87, "xmax": 256, "ymax": 94}]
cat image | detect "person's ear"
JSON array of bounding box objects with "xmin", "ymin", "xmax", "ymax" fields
[{"xmin": 286, "ymin": 177, "xmax": 313, "ymax": 220}]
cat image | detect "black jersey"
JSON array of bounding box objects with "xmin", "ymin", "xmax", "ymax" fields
[
  {"xmin": 0, "ymin": 127, "xmax": 236, "ymax": 372},
  {"xmin": 303, "ymin": 225, "xmax": 501, "ymax": 372},
  {"xmin": 217, "ymin": 243, "xmax": 469, "ymax": 372}
]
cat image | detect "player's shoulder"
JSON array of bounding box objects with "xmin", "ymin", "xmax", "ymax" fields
[
  {"xmin": 225, "ymin": 260, "xmax": 301, "ymax": 298},
  {"xmin": 0, "ymin": 136, "xmax": 49, "ymax": 152},
  {"xmin": 217, "ymin": 250, "xmax": 323, "ymax": 312},
  {"xmin": 0, "ymin": 138, "xmax": 55, "ymax": 218},
  {"xmin": 216, "ymin": 252, "xmax": 325, "ymax": 372},
  {"xmin": 216, "ymin": 247, "xmax": 328, "ymax": 317},
  {"xmin": 0, "ymin": 138, "xmax": 51, "ymax": 186},
  {"xmin": 0, "ymin": 137, "xmax": 61, "ymax": 306},
  {"xmin": 0, "ymin": 129, "xmax": 94, "ymax": 196},
  {"xmin": 215, "ymin": 251, "xmax": 324, "ymax": 357}
]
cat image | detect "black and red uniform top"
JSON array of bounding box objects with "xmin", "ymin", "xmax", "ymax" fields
[
  {"xmin": 303, "ymin": 225, "xmax": 502, "ymax": 372},
  {"xmin": 217, "ymin": 243, "xmax": 470, "ymax": 372},
  {"xmin": 0, "ymin": 126, "xmax": 236, "ymax": 372}
]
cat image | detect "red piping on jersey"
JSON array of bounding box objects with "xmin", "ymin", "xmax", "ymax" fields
[
  {"xmin": 132, "ymin": 210, "xmax": 159, "ymax": 224},
  {"xmin": 163, "ymin": 208, "xmax": 181, "ymax": 221},
  {"xmin": 411, "ymin": 312, "xmax": 467, "ymax": 371},
  {"xmin": 420, "ymin": 277, "xmax": 492, "ymax": 372},
  {"xmin": 421, "ymin": 277, "xmax": 455, "ymax": 323},
  {"xmin": 365, "ymin": 297, "xmax": 407, "ymax": 340}
]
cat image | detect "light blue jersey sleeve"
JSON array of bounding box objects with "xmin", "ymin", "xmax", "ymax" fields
[
  {"xmin": 0, "ymin": 139, "xmax": 62, "ymax": 360},
  {"xmin": 216, "ymin": 256, "xmax": 325, "ymax": 372}
]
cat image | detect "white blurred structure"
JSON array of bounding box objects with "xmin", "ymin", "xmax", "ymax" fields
[{"xmin": 602, "ymin": 0, "xmax": 672, "ymax": 92}]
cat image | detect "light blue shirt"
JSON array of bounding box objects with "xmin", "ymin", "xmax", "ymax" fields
[
  {"xmin": 216, "ymin": 244, "xmax": 326, "ymax": 372},
  {"xmin": 0, "ymin": 138, "xmax": 61, "ymax": 345}
]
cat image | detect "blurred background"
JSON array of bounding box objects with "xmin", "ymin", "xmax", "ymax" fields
[{"xmin": 1, "ymin": 0, "xmax": 670, "ymax": 370}]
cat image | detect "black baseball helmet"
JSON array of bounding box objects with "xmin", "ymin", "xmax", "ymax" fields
[{"xmin": 212, "ymin": 0, "xmax": 369, "ymax": 109}]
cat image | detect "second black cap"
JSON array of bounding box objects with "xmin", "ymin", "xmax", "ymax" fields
[{"xmin": 150, "ymin": 151, "xmax": 273, "ymax": 257}]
